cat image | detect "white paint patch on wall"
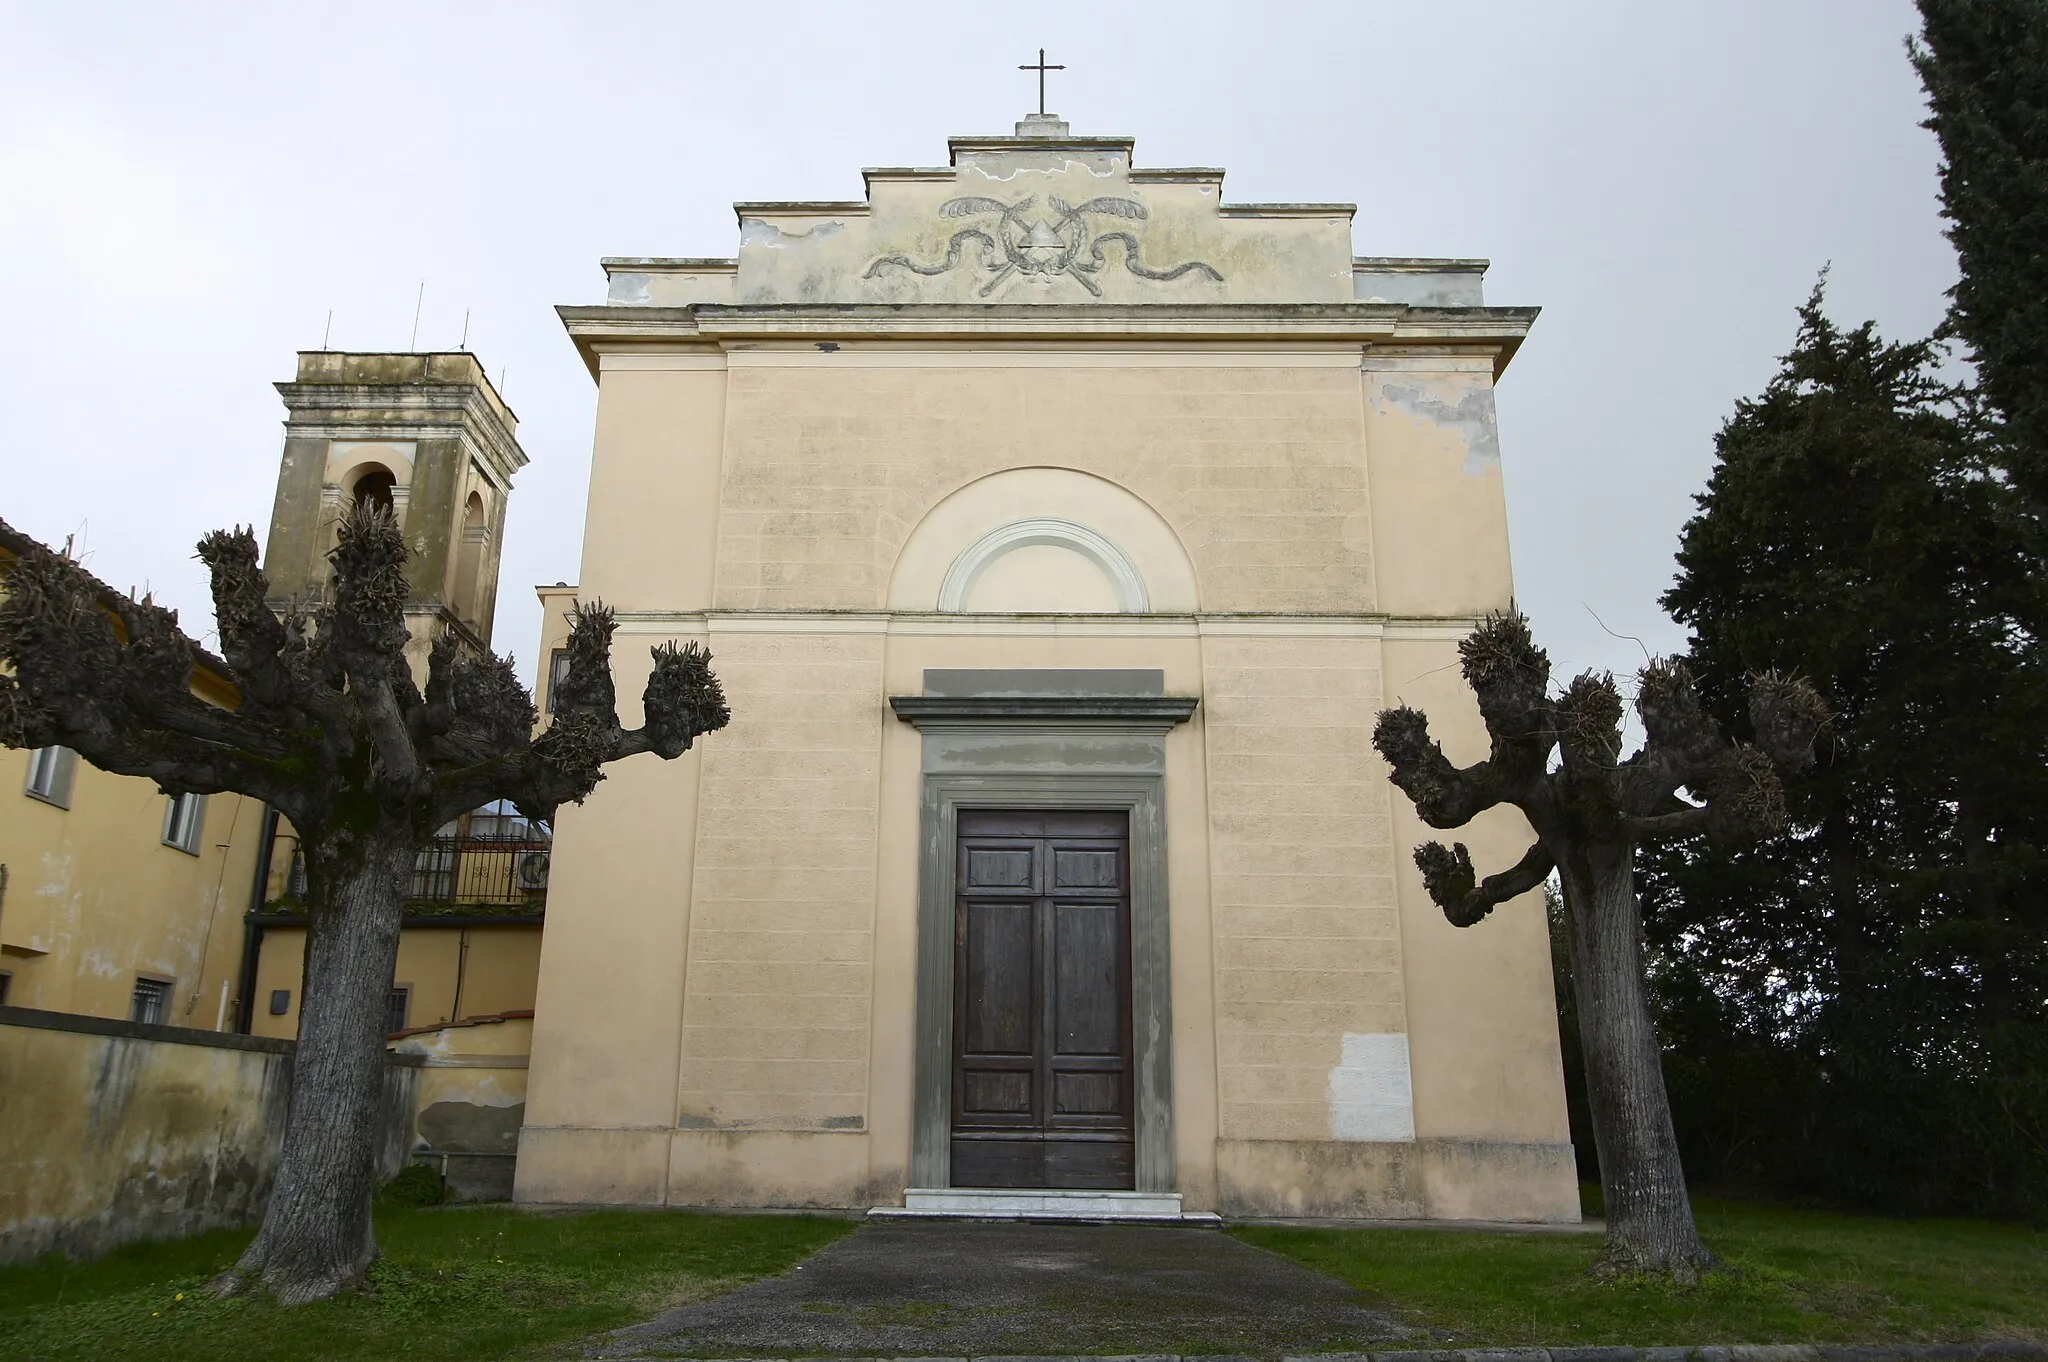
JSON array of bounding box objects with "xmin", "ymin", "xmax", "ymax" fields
[{"xmin": 1327, "ymin": 1032, "xmax": 1416, "ymax": 1142}]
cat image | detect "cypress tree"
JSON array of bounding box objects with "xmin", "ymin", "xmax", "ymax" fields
[{"xmin": 1912, "ymin": 0, "xmax": 2048, "ymax": 499}]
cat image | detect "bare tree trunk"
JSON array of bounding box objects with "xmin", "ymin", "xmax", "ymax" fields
[
  {"xmin": 1558, "ymin": 843, "xmax": 1717, "ymax": 1281},
  {"xmin": 216, "ymin": 829, "xmax": 414, "ymax": 1304}
]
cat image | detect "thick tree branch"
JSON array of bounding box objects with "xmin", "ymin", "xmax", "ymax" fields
[
  {"xmin": 1746, "ymin": 668, "xmax": 1829, "ymax": 774},
  {"xmin": 639, "ymin": 640, "xmax": 729, "ymax": 759},
  {"xmin": 1555, "ymin": 671, "xmax": 1625, "ymax": 775},
  {"xmin": 1460, "ymin": 611, "xmax": 1558, "ymax": 779},
  {"xmin": 427, "ymin": 626, "xmax": 728, "ymax": 826},
  {"xmin": 0, "ymin": 529, "xmax": 303, "ymax": 802},
  {"xmin": 195, "ymin": 527, "xmax": 336, "ymax": 729},
  {"xmin": 1618, "ymin": 660, "xmax": 1824, "ymax": 844},
  {"xmin": 1413, "ymin": 838, "xmax": 1556, "ymax": 928},
  {"xmin": 1372, "ymin": 705, "xmax": 1504, "ymax": 827},
  {"xmin": 353, "ymin": 678, "xmax": 419, "ymax": 789}
]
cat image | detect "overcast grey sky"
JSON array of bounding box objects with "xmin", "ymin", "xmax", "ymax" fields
[{"xmin": 0, "ymin": 0, "xmax": 1953, "ymax": 694}]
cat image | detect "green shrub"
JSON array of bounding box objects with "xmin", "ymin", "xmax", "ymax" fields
[{"xmin": 376, "ymin": 1162, "xmax": 449, "ymax": 1209}]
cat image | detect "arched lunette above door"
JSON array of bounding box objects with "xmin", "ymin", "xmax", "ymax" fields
[{"xmin": 937, "ymin": 516, "xmax": 1150, "ymax": 614}]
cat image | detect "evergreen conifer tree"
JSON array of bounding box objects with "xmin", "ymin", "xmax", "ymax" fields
[
  {"xmin": 1912, "ymin": 0, "xmax": 2048, "ymax": 500},
  {"xmin": 1651, "ymin": 285, "xmax": 2048, "ymax": 1217}
]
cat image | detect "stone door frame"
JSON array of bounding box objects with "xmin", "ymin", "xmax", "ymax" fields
[{"xmin": 891, "ymin": 684, "xmax": 1197, "ymax": 1194}]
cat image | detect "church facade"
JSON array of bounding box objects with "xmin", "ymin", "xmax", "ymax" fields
[{"xmin": 517, "ymin": 114, "xmax": 1577, "ymax": 1221}]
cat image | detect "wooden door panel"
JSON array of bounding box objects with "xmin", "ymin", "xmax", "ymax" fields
[
  {"xmin": 1053, "ymin": 1071, "xmax": 1123, "ymax": 1115},
  {"xmin": 964, "ymin": 846, "xmax": 1037, "ymax": 891},
  {"xmin": 1052, "ymin": 847, "xmax": 1121, "ymax": 890},
  {"xmin": 952, "ymin": 809, "xmax": 1134, "ymax": 1190},
  {"xmin": 1052, "ymin": 901, "xmax": 1122, "ymax": 1055},
  {"xmin": 960, "ymin": 1070, "xmax": 1033, "ymax": 1116},
  {"xmin": 960, "ymin": 900, "xmax": 1035, "ymax": 1055}
]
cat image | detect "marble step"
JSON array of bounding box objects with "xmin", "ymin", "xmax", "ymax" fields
[{"xmin": 869, "ymin": 1187, "xmax": 1223, "ymax": 1223}]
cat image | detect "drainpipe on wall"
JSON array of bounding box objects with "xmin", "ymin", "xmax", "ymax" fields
[
  {"xmin": 233, "ymin": 805, "xmax": 279, "ymax": 1034},
  {"xmin": 449, "ymin": 927, "xmax": 470, "ymax": 1024}
]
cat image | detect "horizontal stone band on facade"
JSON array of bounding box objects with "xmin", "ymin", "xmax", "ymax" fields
[{"xmin": 601, "ymin": 612, "xmax": 1497, "ymax": 641}]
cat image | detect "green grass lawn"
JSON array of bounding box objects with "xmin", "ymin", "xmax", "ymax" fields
[
  {"xmin": 0, "ymin": 1205, "xmax": 852, "ymax": 1362},
  {"xmin": 7, "ymin": 1197, "xmax": 2044, "ymax": 1360},
  {"xmin": 1234, "ymin": 1196, "xmax": 2048, "ymax": 1347}
]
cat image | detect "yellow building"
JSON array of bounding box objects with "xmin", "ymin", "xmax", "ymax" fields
[{"xmin": 517, "ymin": 113, "xmax": 1577, "ymax": 1222}]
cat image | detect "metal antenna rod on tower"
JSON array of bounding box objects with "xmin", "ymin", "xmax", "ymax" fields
[
  {"xmin": 322, "ymin": 309, "xmax": 333, "ymax": 350},
  {"xmin": 409, "ymin": 281, "xmax": 425, "ymax": 351},
  {"xmin": 460, "ymin": 309, "xmax": 471, "ymax": 350}
]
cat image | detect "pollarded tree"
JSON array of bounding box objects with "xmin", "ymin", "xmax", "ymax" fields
[
  {"xmin": 1371, "ymin": 614, "xmax": 1825, "ymax": 1279},
  {"xmin": 0, "ymin": 509, "xmax": 729, "ymax": 1304}
]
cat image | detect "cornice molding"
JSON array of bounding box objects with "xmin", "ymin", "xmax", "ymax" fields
[
  {"xmin": 555, "ymin": 302, "xmax": 1533, "ymax": 379},
  {"xmin": 889, "ymin": 694, "xmax": 1199, "ymax": 728}
]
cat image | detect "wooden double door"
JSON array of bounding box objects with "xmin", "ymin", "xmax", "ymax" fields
[{"xmin": 951, "ymin": 809, "xmax": 1135, "ymax": 1190}]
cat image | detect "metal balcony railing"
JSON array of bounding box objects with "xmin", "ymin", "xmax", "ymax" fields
[
  {"xmin": 407, "ymin": 836, "xmax": 551, "ymax": 907},
  {"xmin": 272, "ymin": 801, "xmax": 551, "ymax": 915}
]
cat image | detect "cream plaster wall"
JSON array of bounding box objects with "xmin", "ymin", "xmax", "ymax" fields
[
  {"xmin": 711, "ymin": 356, "xmax": 1373, "ymax": 614},
  {"xmin": 519, "ymin": 340, "xmax": 1574, "ymax": 1218},
  {"xmin": 1199, "ymin": 633, "xmax": 1406, "ymax": 1143},
  {"xmin": 521, "ymin": 637, "xmax": 707, "ymax": 1202},
  {"xmin": 577, "ymin": 362, "xmax": 725, "ymax": 609}
]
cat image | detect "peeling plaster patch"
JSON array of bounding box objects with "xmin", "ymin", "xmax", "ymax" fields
[
  {"xmin": 606, "ymin": 272, "xmax": 652, "ymax": 305},
  {"xmin": 739, "ymin": 218, "xmax": 845, "ymax": 248},
  {"xmin": 963, "ymin": 159, "xmax": 1116, "ymax": 184},
  {"xmin": 1328, "ymin": 1032, "xmax": 1416, "ymax": 1142},
  {"xmin": 1378, "ymin": 383, "xmax": 1501, "ymax": 475}
]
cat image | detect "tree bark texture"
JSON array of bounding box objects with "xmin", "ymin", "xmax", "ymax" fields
[
  {"xmin": 1557, "ymin": 844, "xmax": 1716, "ymax": 1280},
  {"xmin": 218, "ymin": 831, "xmax": 415, "ymax": 1304}
]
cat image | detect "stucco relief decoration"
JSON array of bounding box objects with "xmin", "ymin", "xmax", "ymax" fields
[{"xmin": 865, "ymin": 196, "xmax": 1223, "ymax": 297}]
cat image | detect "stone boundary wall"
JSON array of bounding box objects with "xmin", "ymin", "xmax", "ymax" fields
[{"xmin": 0, "ymin": 1005, "xmax": 419, "ymax": 1264}]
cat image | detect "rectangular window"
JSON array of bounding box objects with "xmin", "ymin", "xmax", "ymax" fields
[
  {"xmin": 412, "ymin": 838, "xmax": 457, "ymax": 901},
  {"xmin": 387, "ymin": 986, "xmax": 411, "ymax": 1035},
  {"xmin": 130, "ymin": 977, "xmax": 172, "ymax": 1026},
  {"xmin": 162, "ymin": 792, "xmax": 206, "ymax": 854},
  {"xmin": 546, "ymin": 648, "xmax": 572, "ymax": 715},
  {"xmin": 0, "ymin": 971, "xmax": 12, "ymax": 1005},
  {"xmin": 23, "ymin": 746, "xmax": 76, "ymax": 807}
]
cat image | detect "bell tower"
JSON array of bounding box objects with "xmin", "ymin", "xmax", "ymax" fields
[{"xmin": 261, "ymin": 352, "xmax": 528, "ymax": 677}]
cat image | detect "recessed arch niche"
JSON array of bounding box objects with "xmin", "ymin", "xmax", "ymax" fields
[{"xmin": 888, "ymin": 467, "xmax": 1198, "ymax": 614}]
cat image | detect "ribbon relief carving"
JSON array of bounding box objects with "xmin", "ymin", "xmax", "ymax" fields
[{"xmin": 865, "ymin": 196, "xmax": 1224, "ymax": 297}]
